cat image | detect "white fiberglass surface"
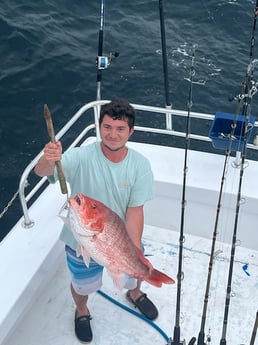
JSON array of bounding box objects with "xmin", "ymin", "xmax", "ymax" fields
[{"xmin": 3, "ymin": 224, "xmax": 258, "ymax": 345}]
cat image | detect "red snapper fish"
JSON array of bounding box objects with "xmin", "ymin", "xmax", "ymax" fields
[{"xmin": 67, "ymin": 193, "xmax": 175, "ymax": 289}]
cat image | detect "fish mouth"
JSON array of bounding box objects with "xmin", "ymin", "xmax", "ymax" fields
[
  {"xmin": 74, "ymin": 195, "xmax": 81, "ymax": 206},
  {"xmin": 68, "ymin": 194, "xmax": 82, "ymax": 210}
]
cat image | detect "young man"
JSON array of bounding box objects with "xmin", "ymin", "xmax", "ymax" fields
[{"xmin": 34, "ymin": 98, "xmax": 158, "ymax": 343}]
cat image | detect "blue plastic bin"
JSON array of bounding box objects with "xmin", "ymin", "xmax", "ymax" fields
[{"xmin": 209, "ymin": 112, "xmax": 255, "ymax": 151}]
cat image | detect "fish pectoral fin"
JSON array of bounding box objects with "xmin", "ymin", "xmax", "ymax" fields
[
  {"xmin": 76, "ymin": 246, "xmax": 82, "ymax": 257},
  {"xmin": 81, "ymin": 246, "xmax": 91, "ymax": 268}
]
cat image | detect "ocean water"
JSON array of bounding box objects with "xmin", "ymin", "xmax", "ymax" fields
[{"xmin": 0, "ymin": 0, "xmax": 258, "ymax": 240}]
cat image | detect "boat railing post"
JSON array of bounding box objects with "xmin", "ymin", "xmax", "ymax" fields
[
  {"xmin": 19, "ymin": 175, "xmax": 35, "ymax": 228},
  {"xmin": 232, "ymin": 151, "xmax": 242, "ymax": 168},
  {"xmin": 94, "ymin": 104, "xmax": 101, "ymax": 140},
  {"xmin": 165, "ymin": 104, "xmax": 173, "ymax": 130}
]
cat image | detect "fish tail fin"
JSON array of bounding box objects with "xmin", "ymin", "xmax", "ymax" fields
[
  {"xmin": 146, "ymin": 269, "xmax": 175, "ymax": 287},
  {"xmin": 136, "ymin": 247, "xmax": 175, "ymax": 287}
]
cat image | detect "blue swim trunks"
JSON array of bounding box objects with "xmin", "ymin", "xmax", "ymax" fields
[
  {"xmin": 65, "ymin": 245, "xmax": 138, "ymax": 295},
  {"xmin": 65, "ymin": 245, "xmax": 104, "ymax": 295}
]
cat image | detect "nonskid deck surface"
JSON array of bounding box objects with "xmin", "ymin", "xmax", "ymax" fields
[{"xmin": 4, "ymin": 225, "xmax": 258, "ymax": 345}]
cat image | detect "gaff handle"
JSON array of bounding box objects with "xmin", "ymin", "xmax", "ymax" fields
[{"xmin": 44, "ymin": 104, "xmax": 68, "ymax": 195}]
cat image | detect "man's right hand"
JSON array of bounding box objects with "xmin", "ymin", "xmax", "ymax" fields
[{"xmin": 34, "ymin": 141, "xmax": 63, "ymax": 177}]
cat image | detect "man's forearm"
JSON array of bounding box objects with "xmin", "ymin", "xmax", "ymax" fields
[{"xmin": 34, "ymin": 156, "xmax": 56, "ymax": 177}]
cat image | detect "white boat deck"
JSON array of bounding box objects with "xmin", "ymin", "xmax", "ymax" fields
[
  {"xmin": 3, "ymin": 224, "xmax": 258, "ymax": 345},
  {"xmin": 1, "ymin": 141, "xmax": 258, "ymax": 345}
]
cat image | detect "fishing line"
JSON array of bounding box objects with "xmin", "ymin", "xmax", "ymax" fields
[
  {"xmin": 170, "ymin": 44, "xmax": 197, "ymax": 345},
  {"xmin": 219, "ymin": 3, "xmax": 258, "ymax": 344}
]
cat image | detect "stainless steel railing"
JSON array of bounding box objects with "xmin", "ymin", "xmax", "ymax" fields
[{"xmin": 19, "ymin": 100, "xmax": 258, "ymax": 227}]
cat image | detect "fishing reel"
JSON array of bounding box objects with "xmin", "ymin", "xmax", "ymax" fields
[
  {"xmin": 96, "ymin": 51, "xmax": 119, "ymax": 70},
  {"xmin": 229, "ymin": 59, "xmax": 258, "ymax": 102},
  {"xmin": 228, "ymin": 80, "xmax": 258, "ymax": 102}
]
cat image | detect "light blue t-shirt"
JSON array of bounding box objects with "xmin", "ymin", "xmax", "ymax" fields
[{"xmin": 50, "ymin": 141, "xmax": 154, "ymax": 250}]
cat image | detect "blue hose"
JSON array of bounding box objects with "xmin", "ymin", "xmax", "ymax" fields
[{"xmin": 97, "ymin": 289, "xmax": 170, "ymax": 342}]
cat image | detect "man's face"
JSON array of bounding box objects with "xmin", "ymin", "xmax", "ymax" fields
[{"xmin": 100, "ymin": 114, "xmax": 134, "ymax": 152}]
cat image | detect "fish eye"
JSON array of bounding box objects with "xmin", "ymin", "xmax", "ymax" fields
[
  {"xmin": 75, "ymin": 195, "xmax": 81, "ymax": 205},
  {"xmin": 92, "ymin": 203, "xmax": 97, "ymax": 209}
]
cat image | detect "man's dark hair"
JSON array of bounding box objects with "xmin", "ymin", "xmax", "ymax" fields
[{"xmin": 99, "ymin": 98, "xmax": 135, "ymax": 129}]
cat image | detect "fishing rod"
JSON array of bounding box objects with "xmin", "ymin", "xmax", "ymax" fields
[
  {"xmin": 189, "ymin": 21, "xmax": 256, "ymax": 343},
  {"xmin": 169, "ymin": 45, "xmax": 197, "ymax": 345},
  {"xmin": 159, "ymin": 0, "xmax": 173, "ymax": 131},
  {"xmin": 219, "ymin": 3, "xmax": 258, "ymax": 344},
  {"xmin": 159, "ymin": 0, "xmax": 172, "ymax": 110},
  {"xmin": 95, "ymin": 0, "xmax": 119, "ymax": 139},
  {"xmin": 189, "ymin": 81, "xmax": 242, "ymax": 345},
  {"xmin": 250, "ymin": 310, "xmax": 258, "ymax": 345},
  {"xmin": 237, "ymin": 1, "xmax": 258, "ymax": 116},
  {"xmin": 96, "ymin": 0, "xmax": 105, "ymax": 101},
  {"xmin": 96, "ymin": 0, "xmax": 119, "ymax": 102},
  {"xmin": 219, "ymin": 93, "xmax": 251, "ymax": 345}
]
